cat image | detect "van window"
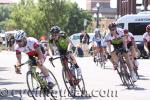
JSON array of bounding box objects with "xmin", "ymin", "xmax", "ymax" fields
[
  {"xmin": 128, "ymin": 23, "xmax": 150, "ymax": 35},
  {"xmin": 117, "ymin": 23, "xmax": 124, "ymax": 29}
]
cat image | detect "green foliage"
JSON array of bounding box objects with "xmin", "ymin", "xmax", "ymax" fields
[
  {"xmin": 0, "ymin": 5, "xmax": 12, "ymax": 31},
  {"xmin": 2, "ymin": 0, "xmax": 92, "ymax": 38}
]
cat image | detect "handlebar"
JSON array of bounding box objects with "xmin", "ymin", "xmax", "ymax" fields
[
  {"xmin": 49, "ymin": 55, "xmax": 67, "ymax": 68},
  {"xmin": 14, "ymin": 60, "xmax": 32, "ymax": 68}
]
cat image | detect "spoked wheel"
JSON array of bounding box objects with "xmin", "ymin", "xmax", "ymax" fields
[
  {"xmin": 120, "ymin": 64, "xmax": 135, "ymax": 89},
  {"xmin": 134, "ymin": 66, "xmax": 139, "ymax": 79},
  {"xmin": 47, "ymin": 70, "xmax": 61, "ymax": 100},
  {"xmin": 62, "ymin": 68, "xmax": 86, "ymax": 97},
  {"xmin": 26, "ymin": 71, "xmax": 46, "ymax": 100},
  {"xmin": 26, "ymin": 70, "xmax": 61, "ymax": 100}
]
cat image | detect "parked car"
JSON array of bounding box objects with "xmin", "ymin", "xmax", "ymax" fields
[{"xmin": 69, "ymin": 33, "xmax": 94, "ymax": 47}]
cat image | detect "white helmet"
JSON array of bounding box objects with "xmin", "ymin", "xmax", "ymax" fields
[
  {"xmin": 94, "ymin": 28, "xmax": 100, "ymax": 34},
  {"xmin": 14, "ymin": 30, "xmax": 26, "ymax": 40}
]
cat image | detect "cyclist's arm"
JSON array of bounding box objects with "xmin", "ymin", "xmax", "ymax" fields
[
  {"xmin": 144, "ymin": 41, "xmax": 149, "ymax": 53},
  {"xmin": 122, "ymin": 36, "xmax": 128, "ymax": 51},
  {"xmin": 67, "ymin": 38, "xmax": 73, "ymax": 51},
  {"xmin": 131, "ymin": 38, "xmax": 138, "ymax": 49},
  {"xmin": 34, "ymin": 44, "xmax": 44, "ymax": 61},
  {"xmin": 16, "ymin": 50, "xmax": 22, "ymax": 65},
  {"xmin": 48, "ymin": 43, "xmax": 54, "ymax": 57},
  {"xmin": 107, "ymin": 40, "xmax": 111, "ymax": 54}
]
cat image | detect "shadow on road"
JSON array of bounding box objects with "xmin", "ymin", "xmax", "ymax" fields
[
  {"xmin": 0, "ymin": 67, "xmax": 9, "ymax": 71},
  {"xmin": 0, "ymin": 96, "xmax": 21, "ymax": 100},
  {"xmin": 103, "ymin": 67, "xmax": 113, "ymax": 70},
  {"xmin": 0, "ymin": 81, "xmax": 24, "ymax": 85},
  {"xmin": 132, "ymin": 86, "xmax": 147, "ymax": 91}
]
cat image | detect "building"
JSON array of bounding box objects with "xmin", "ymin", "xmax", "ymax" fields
[
  {"xmin": 117, "ymin": 0, "xmax": 150, "ymax": 17},
  {"xmin": 86, "ymin": 0, "xmax": 117, "ymax": 19}
]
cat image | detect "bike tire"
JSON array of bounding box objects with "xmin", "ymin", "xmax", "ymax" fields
[{"xmin": 62, "ymin": 69, "xmax": 76, "ymax": 97}]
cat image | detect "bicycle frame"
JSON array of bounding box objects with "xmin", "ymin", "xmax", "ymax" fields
[{"xmin": 50, "ymin": 55, "xmax": 75, "ymax": 82}]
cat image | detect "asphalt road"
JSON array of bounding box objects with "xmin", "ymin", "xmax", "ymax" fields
[{"xmin": 0, "ymin": 51, "xmax": 150, "ymax": 100}]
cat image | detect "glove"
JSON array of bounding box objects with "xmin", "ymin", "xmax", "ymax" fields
[
  {"xmin": 125, "ymin": 48, "xmax": 129, "ymax": 53},
  {"xmin": 14, "ymin": 63, "xmax": 21, "ymax": 74},
  {"xmin": 67, "ymin": 50, "xmax": 72, "ymax": 54},
  {"xmin": 107, "ymin": 54, "xmax": 111, "ymax": 59},
  {"xmin": 49, "ymin": 57, "xmax": 53, "ymax": 62}
]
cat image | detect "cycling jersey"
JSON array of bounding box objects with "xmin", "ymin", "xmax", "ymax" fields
[
  {"xmin": 49, "ymin": 34, "xmax": 69, "ymax": 55},
  {"xmin": 105, "ymin": 28, "xmax": 124, "ymax": 49},
  {"xmin": 143, "ymin": 32, "xmax": 150, "ymax": 43},
  {"xmin": 93, "ymin": 36, "xmax": 106, "ymax": 47},
  {"xmin": 125, "ymin": 32, "xmax": 134, "ymax": 49},
  {"xmin": 143, "ymin": 32, "xmax": 150, "ymax": 51},
  {"xmin": 15, "ymin": 37, "xmax": 40, "ymax": 56}
]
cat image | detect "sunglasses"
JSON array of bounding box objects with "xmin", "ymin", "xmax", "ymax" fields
[
  {"xmin": 16, "ymin": 40, "xmax": 22, "ymax": 43},
  {"xmin": 110, "ymin": 28, "xmax": 116, "ymax": 31}
]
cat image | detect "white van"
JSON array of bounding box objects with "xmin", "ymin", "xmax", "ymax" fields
[
  {"xmin": 116, "ymin": 14, "xmax": 150, "ymax": 58},
  {"xmin": 116, "ymin": 14, "xmax": 150, "ymax": 42}
]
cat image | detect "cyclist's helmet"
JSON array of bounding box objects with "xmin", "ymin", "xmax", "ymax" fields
[
  {"xmin": 146, "ymin": 24, "xmax": 150, "ymax": 31},
  {"xmin": 108, "ymin": 23, "xmax": 117, "ymax": 30},
  {"xmin": 50, "ymin": 26, "xmax": 60, "ymax": 34},
  {"xmin": 14, "ymin": 30, "xmax": 26, "ymax": 40},
  {"xmin": 124, "ymin": 29, "xmax": 128, "ymax": 34},
  {"xmin": 94, "ymin": 28, "xmax": 100, "ymax": 34}
]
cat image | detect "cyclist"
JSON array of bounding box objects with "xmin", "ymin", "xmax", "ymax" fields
[
  {"xmin": 143, "ymin": 24, "xmax": 150, "ymax": 56},
  {"xmin": 14, "ymin": 30, "xmax": 54, "ymax": 89},
  {"xmin": 92, "ymin": 28, "xmax": 107, "ymax": 62},
  {"xmin": 105, "ymin": 23, "xmax": 137, "ymax": 82},
  {"xmin": 48, "ymin": 26, "xmax": 82, "ymax": 78},
  {"xmin": 124, "ymin": 29, "xmax": 139, "ymax": 68}
]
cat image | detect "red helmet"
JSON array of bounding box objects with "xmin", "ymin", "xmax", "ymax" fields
[
  {"xmin": 146, "ymin": 25, "xmax": 150, "ymax": 31},
  {"xmin": 124, "ymin": 29, "xmax": 128, "ymax": 34}
]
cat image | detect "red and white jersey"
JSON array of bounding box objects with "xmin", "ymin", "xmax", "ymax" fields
[
  {"xmin": 143, "ymin": 32, "xmax": 150, "ymax": 43},
  {"xmin": 15, "ymin": 37, "xmax": 39, "ymax": 56},
  {"xmin": 125, "ymin": 32, "xmax": 134, "ymax": 44}
]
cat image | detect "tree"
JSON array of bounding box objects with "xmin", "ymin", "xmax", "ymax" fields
[
  {"xmin": 0, "ymin": 5, "xmax": 11, "ymax": 31},
  {"xmin": 4, "ymin": 0, "xmax": 93, "ymax": 38},
  {"xmin": 64, "ymin": 3, "xmax": 92, "ymax": 35}
]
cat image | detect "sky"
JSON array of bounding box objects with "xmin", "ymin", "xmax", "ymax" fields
[
  {"xmin": 14, "ymin": 0, "xmax": 143, "ymax": 9},
  {"xmin": 74, "ymin": 0, "xmax": 143, "ymax": 9}
]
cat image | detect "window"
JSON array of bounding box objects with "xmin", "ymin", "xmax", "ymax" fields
[
  {"xmin": 72, "ymin": 35, "xmax": 80, "ymax": 40},
  {"xmin": 128, "ymin": 23, "xmax": 150, "ymax": 35},
  {"xmin": 117, "ymin": 23, "xmax": 124, "ymax": 29}
]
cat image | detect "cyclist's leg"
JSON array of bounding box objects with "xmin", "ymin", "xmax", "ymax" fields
[
  {"xmin": 92, "ymin": 42, "xmax": 97, "ymax": 62},
  {"xmin": 123, "ymin": 52, "xmax": 137, "ymax": 82},
  {"xmin": 130, "ymin": 46, "xmax": 139, "ymax": 68},
  {"xmin": 110, "ymin": 51, "xmax": 119, "ymax": 70},
  {"xmin": 36, "ymin": 55, "xmax": 54, "ymax": 87},
  {"xmin": 68, "ymin": 52, "xmax": 82, "ymax": 76}
]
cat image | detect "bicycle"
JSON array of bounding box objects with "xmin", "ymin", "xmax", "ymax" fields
[
  {"xmin": 115, "ymin": 48, "xmax": 135, "ymax": 89},
  {"xmin": 128, "ymin": 51, "xmax": 139, "ymax": 79},
  {"xmin": 14, "ymin": 57, "xmax": 61, "ymax": 100},
  {"xmin": 49, "ymin": 55, "xmax": 86, "ymax": 97},
  {"xmin": 95, "ymin": 52, "xmax": 106, "ymax": 68}
]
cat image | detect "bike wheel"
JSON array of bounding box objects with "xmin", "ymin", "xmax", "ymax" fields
[
  {"xmin": 26, "ymin": 70, "xmax": 61, "ymax": 100},
  {"xmin": 47, "ymin": 70, "xmax": 61, "ymax": 100},
  {"xmin": 120, "ymin": 63, "xmax": 135, "ymax": 89},
  {"xmin": 62, "ymin": 67, "xmax": 86, "ymax": 97},
  {"xmin": 77, "ymin": 75, "xmax": 86, "ymax": 96},
  {"xmin": 133, "ymin": 66, "xmax": 139, "ymax": 79},
  {"xmin": 26, "ymin": 71, "xmax": 46, "ymax": 100},
  {"xmin": 62, "ymin": 69, "xmax": 76, "ymax": 97}
]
